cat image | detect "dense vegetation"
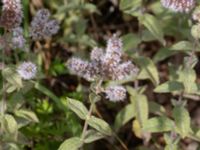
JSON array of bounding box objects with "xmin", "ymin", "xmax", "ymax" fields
[{"xmin": 1, "ymin": 0, "xmax": 200, "ymax": 150}]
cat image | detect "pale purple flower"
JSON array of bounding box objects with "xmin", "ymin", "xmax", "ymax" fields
[
  {"xmin": 90, "ymin": 47, "xmax": 104, "ymax": 76},
  {"xmin": 90, "ymin": 47, "xmax": 104, "ymax": 62},
  {"xmin": 161, "ymin": 0, "xmax": 195, "ymax": 12},
  {"xmin": 67, "ymin": 57, "xmax": 96, "ymax": 81},
  {"xmin": 30, "ymin": 9, "xmax": 59, "ymax": 40},
  {"xmin": 113, "ymin": 61, "xmax": 139, "ymax": 80},
  {"xmin": 102, "ymin": 35, "xmax": 122, "ymax": 69},
  {"xmin": 43, "ymin": 20, "xmax": 60, "ymax": 36},
  {"xmin": 67, "ymin": 34, "xmax": 139, "ymax": 81},
  {"xmin": 100, "ymin": 35, "xmax": 124, "ymax": 80},
  {"xmin": 11, "ymin": 27, "xmax": 26, "ymax": 49},
  {"xmin": 106, "ymin": 34, "xmax": 123, "ymax": 57},
  {"xmin": 105, "ymin": 85, "xmax": 126, "ymax": 102},
  {"xmin": 32, "ymin": 9, "xmax": 50, "ymax": 25},
  {"xmin": 0, "ymin": 0, "xmax": 23, "ymax": 30},
  {"xmin": 17, "ymin": 62, "xmax": 37, "ymax": 80}
]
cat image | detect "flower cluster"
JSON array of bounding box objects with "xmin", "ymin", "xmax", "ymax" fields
[
  {"xmin": 0, "ymin": 0, "xmax": 23, "ymax": 30},
  {"xmin": 105, "ymin": 85, "xmax": 126, "ymax": 102},
  {"xmin": 68, "ymin": 35, "xmax": 139, "ymax": 81},
  {"xmin": 67, "ymin": 35, "xmax": 139, "ymax": 102},
  {"xmin": 30, "ymin": 9, "xmax": 60, "ymax": 40},
  {"xmin": 11, "ymin": 27, "xmax": 26, "ymax": 49},
  {"xmin": 68, "ymin": 57, "xmax": 96, "ymax": 81},
  {"xmin": 17, "ymin": 61, "xmax": 37, "ymax": 80},
  {"xmin": 161, "ymin": 0, "xmax": 195, "ymax": 13}
]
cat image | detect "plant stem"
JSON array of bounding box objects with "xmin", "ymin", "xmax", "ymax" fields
[
  {"xmin": 178, "ymin": 91, "xmax": 183, "ymax": 104},
  {"xmin": 113, "ymin": 132, "xmax": 129, "ymax": 150},
  {"xmin": 94, "ymin": 106, "xmax": 128, "ymax": 150},
  {"xmin": 81, "ymin": 102, "xmax": 94, "ymax": 140}
]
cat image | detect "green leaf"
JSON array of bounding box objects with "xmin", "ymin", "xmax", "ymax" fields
[
  {"xmin": 114, "ymin": 103, "xmax": 135, "ymax": 131},
  {"xmin": 67, "ymin": 98, "xmax": 89, "ymax": 120},
  {"xmin": 184, "ymin": 54, "xmax": 198, "ymax": 69},
  {"xmin": 6, "ymin": 84, "xmax": 17, "ymax": 93},
  {"xmin": 154, "ymin": 81, "xmax": 184, "ymax": 93},
  {"xmin": 168, "ymin": 65, "xmax": 180, "ymax": 81},
  {"xmin": 3, "ymin": 114, "xmax": 18, "ymax": 135},
  {"xmin": 196, "ymin": 130, "xmax": 200, "ymax": 138},
  {"xmin": 126, "ymin": 86, "xmax": 138, "ymax": 96},
  {"xmin": 143, "ymin": 117, "xmax": 174, "ymax": 133},
  {"xmin": 141, "ymin": 29, "xmax": 157, "ymax": 42},
  {"xmin": 153, "ymin": 48, "xmax": 177, "ymax": 63},
  {"xmin": 122, "ymin": 33, "xmax": 141, "ymax": 51},
  {"xmin": 149, "ymin": 101, "xmax": 166, "ymax": 115},
  {"xmin": 131, "ymin": 94, "xmax": 148, "ymax": 126},
  {"xmin": 120, "ymin": 0, "xmax": 140, "ymax": 10},
  {"xmin": 172, "ymin": 106, "xmax": 191, "ymax": 138},
  {"xmin": 15, "ymin": 109, "xmax": 39, "ymax": 123},
  {"xmin": 75, "ymin": 19, "xmax": 87, "ymax": 35},
  {"xmin": 88, "ymin": 116, "xmax": 112, "ymax": 136},
  {"xmin": 83, "ymin": 3, "xmax": 98, "ymax": 13},
  {"xmin": 3, "ymin": 143, "xmax": 20, "ymax": 150},
  {"xmin": 165, "ymin": 144, "xmax": 178, "ymax": 150},
  {"xmin": 139, "ymin": 13, "xmax": 165, "ymax": 45},
  {"xmin": 178, "ymin": 68, "xmax": 197, "ymax": 93},
  {"xmin": 120, "ymin": 0, "xmax": 142, "ymax": 16},
  {"xmin": 132, "ymin": 119, "xmax": 143, "ymax": 138},
  {"xmin": 84, "ymin": 130, "xmax": 105, "ymax": 143},
  {"xmin": 58, "ymin": 137, "xmax": 82, "ymax": 150},
  {"xmin": 134, "ymin": 56, "xmax": 160, "ymax": 86},
  {"xmin": 164, "ymin": 133, "xmax": 180, "ymax": 145},
  {"xmin": 170, "ymin": 41, "xmax": 194, "ymax": 51},
  {"xmin": 2, "ymin": 67, "xmax": 23, "ymax": 90},
  {"xmin": 127, "ymin": 85, "xmax": 146, "ymax": 95}
]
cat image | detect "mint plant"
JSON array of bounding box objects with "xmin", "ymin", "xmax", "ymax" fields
[
  {"xmin": 1, "ymin": 0, "xmax": 200, "ymax": 149},
  {"xmin": 0, "ymin": 0, "xmax": 59, "ymax": 149},
  {"xmin": 60, "ymin": 0, "xmax": 200, "ymax": 149}
]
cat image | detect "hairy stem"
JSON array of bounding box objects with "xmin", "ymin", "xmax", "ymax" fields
[
  {"xmin": 81, "ymin": 102, "xmax": 94, "ymax": 140},
  {"xmin": 113, "ymin": 132, "xmax": 129, "ymax": 150}
]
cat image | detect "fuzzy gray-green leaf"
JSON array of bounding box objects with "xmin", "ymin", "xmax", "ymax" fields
[
  {"xmin": 170, "ymin": 41, "xmax": 194, "ymax": 51},
  {"xmin": 15, "ymin": 109, "xmax": 39, "ymax": 123},
  {"xmin": 114, "ymin": 103, "xmax": 135, "ymax": 131},
  {"xmin": 88, "ymin": 116, "xmax": 112, "ymax": 136},
  {"xmin": 134, "ymin": 56, "xmax": 160, "ymax": 86},
  {"xmin": 139, "ymin": 13, "xmax": 165, "ymax": 45},
  {"xmin": 84, "ymin": 130, "xmax": 105, "ymax": 143},
  {"xmin": 131, "ymin": 94, "xmax": 148, "ymax": 126},
  {"xmin": 173, "ymin": 106, "xmax": 191, "ymax": 138},
  {"xmin": 3, "ymin": 114, "xmax": 18, "ymax": 135},
  {"xmin": 154, "ymin": 81, "xmax": 184, "ymax": 93},
  {"xmin": 67, "ymin": 98, "xmax": 89, "ymax": 120},
  {"xmin": 2, "ymin": 67, "xmax": 23, "ymax": 90},
  {"xmin": 143, "ymin": 117, "xmax": 174, "ymax": 133},
  {"xmin": 58, "ymin": 137, "xmax": 82, "ymax": 150}
]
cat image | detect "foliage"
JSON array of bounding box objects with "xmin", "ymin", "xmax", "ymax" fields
[{"xmin": 1, "ymin": 0, "xmax": 200, "ymax": 150}]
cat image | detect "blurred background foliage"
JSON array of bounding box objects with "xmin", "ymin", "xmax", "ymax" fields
[{"xmin": 1, "ymin": 0, "xmax": 200, "ymax": 149}]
